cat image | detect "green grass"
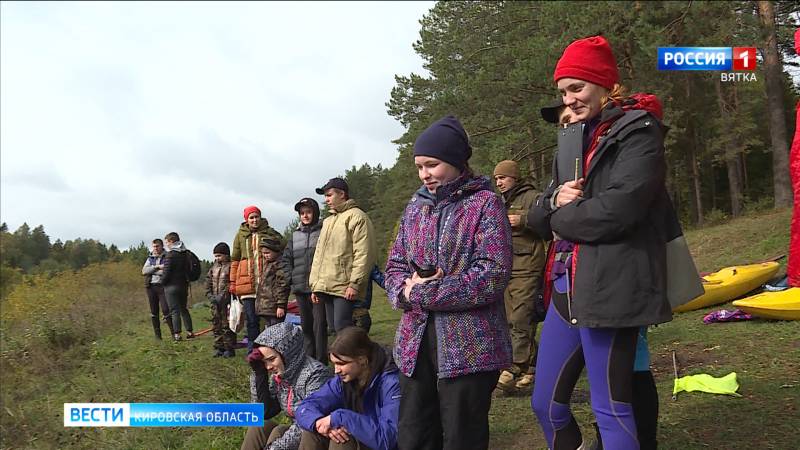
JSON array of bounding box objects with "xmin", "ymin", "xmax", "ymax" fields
[
  {"xmin": 685, "ymin": 208, "xmax": 792, "ymax": 273},
  {"xmin": 1, "ymin": 209, "xmax": 798, "ymax": 449}
]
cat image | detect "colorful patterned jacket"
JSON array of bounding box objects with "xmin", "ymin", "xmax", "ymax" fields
[{"xmin": 385, "ymin": 174, "xmax": 513, "ymax": 379}]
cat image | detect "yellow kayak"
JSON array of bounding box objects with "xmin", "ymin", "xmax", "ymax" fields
[
  {"xmin": 732, "ymin": 288, "xmax": 800, "ymax": 320},
  {"xmin": 673, "ymin": 262, "xmax": 780, "ymax": 313}
]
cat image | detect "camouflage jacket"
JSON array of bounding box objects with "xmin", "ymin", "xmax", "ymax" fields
[
  {"xmin": 205, "ymin": 259, "xmax": 231, "ymax": 304},
  {"xmin": 255, "ymin": 261, "xmax": 289, "ymax": 316}
]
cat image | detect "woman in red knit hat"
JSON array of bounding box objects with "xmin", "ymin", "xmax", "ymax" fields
[
  {"xmin": 230, "ymin": 205, "xmax": 283, "ymax": 353},
  {"xmin": 526, "ymin": 36, "xmax": 695, "ymax": 450}
]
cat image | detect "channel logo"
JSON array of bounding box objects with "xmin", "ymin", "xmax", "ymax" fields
[
  {"xmin": 658, "ymin": 47, "xmax": 757, "ymax": 71},
  {"xmin": 64, "ymin": 403, "xmax": 264, "ymax": 427}
]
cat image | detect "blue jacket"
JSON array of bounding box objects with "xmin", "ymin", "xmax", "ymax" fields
[
  {"xmin": 295, "ymin": 346, "xmax": 400, "ymax": 450},
  {"xmin": 353, "ymin": 265, "xmax": 386, "ymax": 309}
]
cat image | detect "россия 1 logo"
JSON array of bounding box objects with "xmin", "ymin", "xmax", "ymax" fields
[{"xmin": 657, "ymin": 47, "xmax": 757, "ymax": 82}]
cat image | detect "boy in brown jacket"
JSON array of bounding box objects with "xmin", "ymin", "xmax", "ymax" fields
[{"xmin": 256, "ymin": 237, "xmax": 290, "ymax": 329}]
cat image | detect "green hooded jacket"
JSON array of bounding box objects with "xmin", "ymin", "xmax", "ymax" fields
[{"xmin": 229, "ymin": 218, "xmax": 282, "ymax": 297}]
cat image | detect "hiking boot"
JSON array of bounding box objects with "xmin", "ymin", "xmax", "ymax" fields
[
  {"xmin": 185, "ymin": 332, "xmax": 196, "ymax": 339},
  {"xmin": 515, "ymin": 373, "xmax": 534, "ymax": 390},
  {"xmin": 497, "ymin": 370, "xmax": 517, "ymax": 391},
  {"xmin": 213, "ymin": 349, "xmax": 224, "ymax": 357},
  {"xmin": 222, "ymin": 350, "xmax": 235, "ymax": 358},
  {"xmin": 173, "ymin": 334, "xmax": 182, "ymax": 342}
]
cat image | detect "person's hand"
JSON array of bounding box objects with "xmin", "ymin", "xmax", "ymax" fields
[
  {"xmin": 315, "ymin": 415, "xmax": 332, "ymax": 435},
  {"xmin": 311, "ymin": 293, "xmax": 320, "ymax": 304},
  {"xmin": 508, "ymin": 214, "xmax": 521, "ymax": 227},
  {"xmin": 327, "ymin": 427, "xmax": 350, "ymax": 444},
  {"xmin": 402, "ymin": 278, "xmax": 414, "ymax": 302},
  {"xmin": 410, "ymin": 268, "xmax": 444, "ymax": 283},
  {"xmin": 157, "ymin": 264, "xmax": 165, "ymax": 270},
  {"xmin": 344, "ymin": 287, "xmax": 358, "ymax": 301},
  {"xmin": 229, "ymin": 284, "xmax": 236, "ymax": 295},
  {"xmin": 403, "ymin": 268, "xmax": 443, "ymax": 300},
  {"xmin": 276, "ymin": 308, "xmax": 285, "ymax": 318},
  {"xmin": 556, "ymin": 178, "xmax": 584, "ymax": 207}
]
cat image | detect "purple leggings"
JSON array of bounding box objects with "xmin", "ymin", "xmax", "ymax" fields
[{"xmin": 531, "ymin": 288, "xmax": 639, "ymax": 449}]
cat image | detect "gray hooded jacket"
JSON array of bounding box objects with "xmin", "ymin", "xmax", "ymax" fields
[{"xmin": 249, "ymin": 322, "xmax": 332, "ymax": 450}]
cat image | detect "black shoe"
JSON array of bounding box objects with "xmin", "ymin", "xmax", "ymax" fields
[
  {"xmin": 186, "ymin": 332, "xmax": 196, "ymax": 339},
  {"xmin": 213, "ymin": 349, "xmax": 224, "ymax": 357},
  {"xmin": 222, "ymin": 350, "xmax": 235, "ymax": 358},
  {"xmin": 173, "ymin": 334, "xmax": 182, "ymax": 342}
]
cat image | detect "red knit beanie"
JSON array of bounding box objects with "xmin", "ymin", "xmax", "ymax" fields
[
  {"xmin": 243, "ymin": 205, "xmax": 261, "ymax": 220},
  {"xmin": 795, "ymin": 27, "xmax": 799, "ymax": 55},
  {"xmin": 553, "ymin": 36, "xmax": 619, "ymax": 90}
]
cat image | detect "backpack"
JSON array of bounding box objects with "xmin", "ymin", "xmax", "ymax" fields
[{"xmin": 185, "ymin": 250, "xmax": 202, "ymax": 282}]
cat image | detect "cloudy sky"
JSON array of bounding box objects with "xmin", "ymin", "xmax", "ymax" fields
[{"xmin": 1, "ymin": 1, "xmax": 434, "ymax": 256}]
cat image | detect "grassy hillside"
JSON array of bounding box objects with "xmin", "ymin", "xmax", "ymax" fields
[
  {"xmin": 685, "ymin": 208, "xmax": 792, "ymax": 273},
  {"xmin": 1, "ymin": 209, "xmax": 797, "ymax": 449}
]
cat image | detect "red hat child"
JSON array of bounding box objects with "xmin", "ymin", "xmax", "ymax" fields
[
  {"xmin": 553, "ymin": 35, "xmax": 619, "ymax": 89},
  {"xmin": 243, "ymin": 205, "xmax": 261, "ymax": 220}
]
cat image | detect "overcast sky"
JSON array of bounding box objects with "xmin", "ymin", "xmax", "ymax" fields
[{"xmin": 1, "ymin": 1, "xmax": 434, "ymax": 256}]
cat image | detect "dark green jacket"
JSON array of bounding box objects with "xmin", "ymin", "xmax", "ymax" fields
[{"xmin": 503, "ymin": 181, "xmax": 546, "ymax": 279}]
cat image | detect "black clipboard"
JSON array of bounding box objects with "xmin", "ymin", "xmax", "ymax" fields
[{"xmin": 556, "ymin": 122, "xmax": 583, "ymax": 184}]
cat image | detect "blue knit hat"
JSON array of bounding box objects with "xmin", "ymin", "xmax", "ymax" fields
[{"xmin": 413, "ymin": 116, "xmax": 472, "ymax": 170}]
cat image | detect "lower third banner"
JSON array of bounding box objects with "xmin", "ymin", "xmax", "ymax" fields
[{"xmin": 64, "ymin": 403, "xmax": 264, "ymax": 427}]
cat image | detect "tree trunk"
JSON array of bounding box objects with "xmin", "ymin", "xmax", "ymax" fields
[
  {"xmin": 686, "ymin": 76, "xmax": 704, "ymax": 225},
  {"xmin": 757, "ymin": 0, "xmax": 792, "ymax": 208},
  {"xmin": 711, "ymin": 164, "xmax": 718, "ymax": 212},
  {"xmin": 716, "ymin": 78, "xmax": 744, "ymax": 217},
  {"xmin": 540, "ymin": 153, "xmax": 546, "ymax": 190},
  {"xmin": 690, "ymin": 131, "xmax": 704, "ymax": 225},
  {"xmin": 726, "ymin": 154, "xmax": 744, "ymax": 217}
]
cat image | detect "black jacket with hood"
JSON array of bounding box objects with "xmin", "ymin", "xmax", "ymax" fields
[{"xmin": 527, "ymin": 96, "xmax": 701, "ymax": 328}]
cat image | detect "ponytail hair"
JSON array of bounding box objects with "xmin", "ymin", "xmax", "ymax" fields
[{"xmin": 601, "ymin": 83, "xmax": 628, "ymax": 108}]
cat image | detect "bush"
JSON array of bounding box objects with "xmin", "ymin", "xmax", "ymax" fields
[
  {"xmin": 1, "ymin": 261, "xmax": 141, "ymax": 358},
  {"xmin": 704, "ymin": 208, "xmax": 730, "ymax": 225}
]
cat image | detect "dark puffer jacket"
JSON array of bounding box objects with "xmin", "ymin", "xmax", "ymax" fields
[
  {"xmin": 161, "ymin": 241, "xmax": 188, "ymax": 288},
  {"xmin": 281, "ymin": 200, "xmax": 323, "ymax": 294},
  {"xmin": 249, "ymin": 323, "xmax": 332, "ymax": 450}
]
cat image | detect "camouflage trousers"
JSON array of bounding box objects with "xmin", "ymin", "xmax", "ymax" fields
[
  {"xmin": 504, "ymin": 275, "xmax": 540, "ymax": 375},
  {"xmin": 211, "ymin": 300, "xmax": 237, "ymax": 351},
  {"xmin": 352, "ymin": 307, "xmax": 372, "ymax": 333}
]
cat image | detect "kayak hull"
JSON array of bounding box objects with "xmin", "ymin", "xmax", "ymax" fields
[
  {"xmin": 673, "ymin": 262, "xmax": 780, "ymax": 313},
  {"xmin": 732, "ymin": 288, "xmax": 800, "ymax": 320}
]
